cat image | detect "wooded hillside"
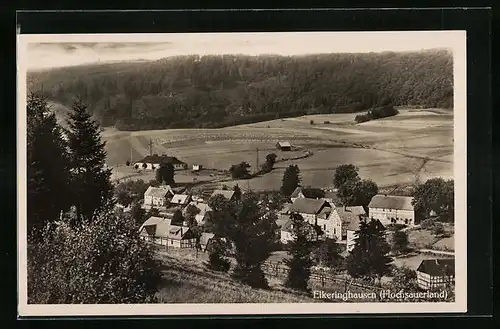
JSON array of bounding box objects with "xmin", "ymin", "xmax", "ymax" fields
[{"xmin": 28, "ymin": 49, "xmax": 453, "ymax": 130}]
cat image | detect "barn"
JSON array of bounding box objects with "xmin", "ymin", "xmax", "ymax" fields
[{"xmin": 276, "ymin": 141, "xmax": 292, "ymax": 151}]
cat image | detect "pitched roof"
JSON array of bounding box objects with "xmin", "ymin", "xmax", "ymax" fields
[
  {"xmin": 276, "ymin": 214, "xmax": 290, "ymax": 228},
  {"xmin": 144, "ymin": 185, "xmax": 175, "ymax": 198},
  {"xmin": 280, "ymin": 203, "xmax": 292, "ymax": 214},
  {"xmin": 368, "ymin": 194, "xmax": 414, "ymax": 211},
  {"xmin": 211, "ymin": 190, "xmax": 235, "ymax": 200},
  {"xmin": 417, "ymin": 259, "xmax": 455, "ymax": 277},
  {"xmin": 276, "ymin": 141, "xmax": 292, "ymax": 147},
  {"xmin": 138, "ymin": 155, "xmax": 186, "ymax": 165},
  {"xmin": 170, "ymin": 194, "xmax": 190, "ymax": 204},
  {"xmin": 337, "ymin": 206, "xmax": 366, "ymax": 233},
  {"xmin": 139, "ymin": 217, "xmax": 172, "ymax": 238},
  {"xmin": 186, "ymin": 201, "xmax": 212, "ymax": 215},
  {"xmin": 200, "ymin": 232, "xmax": 215, "ymax": 245},
  {"xmin": 290, "ymin": 187, "xmax": 303, "ymax": 198},
  {"xmin": 289, "ymin": 198, "xmax": 330, "ymax": 215},
  {"xmin": 139, "ymin": 216, "xmax": 192, "ymax": 240}
]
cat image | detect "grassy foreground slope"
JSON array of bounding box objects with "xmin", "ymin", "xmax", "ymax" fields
[{"xmin": 156, "ymin": 252, "xmax": 316, "ymax": 303}]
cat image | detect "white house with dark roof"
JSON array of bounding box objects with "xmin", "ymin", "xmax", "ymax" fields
[
  {"xmin": 135, "ymin": 154, "xmax": 188, "ymax": 171},
  {"xmin": 368, "ymin": 194, "xmax": 415, "ymax": 226},
  {"xmin": 144, "ymin": 185, "xmax": 175, "ymax": 207},
  {"xmin": 331, "ymin": 206, "xmax": 367, "ymax": 241},
  {"xmin": 416, "ymin": 259, "xmax": 455, "ymax": 290}
]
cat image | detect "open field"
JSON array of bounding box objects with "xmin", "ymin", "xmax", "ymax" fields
[{"xmin": 99, "ymin": 108, "xmax": 453, "ymax": 189}]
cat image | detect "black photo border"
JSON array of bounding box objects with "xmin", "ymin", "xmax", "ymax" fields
[{"xmin": 4, "ymin": 7, "xmax": 493, "ymax": 324}]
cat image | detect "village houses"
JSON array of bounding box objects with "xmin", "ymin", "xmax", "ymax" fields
[
  {"xmin": 143, "ymin": 185, "xmax": 175, "ymax": 208},
  {"xmin": 368, "ymin": 194, "xmax": 415, "ymax": 226},
  {"xmin": 183, "ymin": 201, "xmax": 213, "ymax": 225}
]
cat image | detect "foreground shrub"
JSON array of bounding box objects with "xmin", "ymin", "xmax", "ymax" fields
[{"xmin": 27, "ymin": 213, "xmax": 162, "ymax": 304}]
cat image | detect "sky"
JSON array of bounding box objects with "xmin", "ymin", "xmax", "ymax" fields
[{"xmin": 21, "ymin": 31, "xmax": 461, "ymax": 71}]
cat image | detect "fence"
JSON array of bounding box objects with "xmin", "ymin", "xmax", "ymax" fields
[{"xmin": 262, "ymin": 260, "xmax": 383, "ymax": 292}]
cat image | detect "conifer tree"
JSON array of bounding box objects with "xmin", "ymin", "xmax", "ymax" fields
[
  {"xmin": 157, "ymin": 161, "xmax": 175, "ymax": 185},
  {"xmin": 284, "ymin": 213, "xmax": 315, "ymax": 292},
  {"xmin": 281, "ymin": 164, "xmax": 301, "ymax": 197},
  {"xmin": 207, "ymin": 192, "xmax": 277, "ymax": 288},
  {"xmin": 346, "ymin": 217, "xmax": 392, "ymax": 284},
  {"xmin": 233, "ymin": 184, "xmax": 242, "ymax": 201},
  {"xmin": 27, "ymin": 93, "xmax": 71, "ymax": 238},
  {"xmin": 65, "ymin": 98, "xmax": 115, "ymax": 224}
]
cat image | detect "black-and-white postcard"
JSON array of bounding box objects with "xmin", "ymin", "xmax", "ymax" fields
[{"xmin": 17, "ymin": 31, "xmax": 467, "ymax": 316}]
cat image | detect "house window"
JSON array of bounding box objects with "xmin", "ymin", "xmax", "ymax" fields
[
  {"xmin": 391, "ymin": 218, "xmax": 396, "ymax": 223},
  {"xmin": 323, "ymin": 224, "xmax": 326, "ymax": 230},
  {"xmin": 405, "ymin": 219, "xmax": 408, "ymax": 224},
  {"xmin": 334, "ymin": 228, "xmax": 336, "ymax": 235}
]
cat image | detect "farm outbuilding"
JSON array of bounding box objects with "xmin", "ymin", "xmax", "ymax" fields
[
  {"xmin": 192, "ymin": 164, "xmax": 203, "ymax": 171},
  {"xmin": 276, "ymin": 141, "xmax": 292, "ymax": 151}
]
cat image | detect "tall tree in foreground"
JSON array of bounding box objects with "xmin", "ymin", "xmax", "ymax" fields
[
  {"xmin": 66, "ymin": 98, "xmax": 115, "ymax": 224},
  {"xmin": 281, "ymin": 164, "xmax": 301, "ymax": 197},
  {"xmin": 207, "ymin": 192, "xmax": 277, "ymax": 288},
  {"xmin": 346, "ymin": 217, "xmax": 392, "ymax": 285},
  {"xmin": 284, "ymin": 214, "xmax": 315, "ymax": 292},
  {"xmin": 27, "ymin": 93, "xmax": 71, "ymax": 238},
  {"xmin": 314, "ymin": 237, "xmax": 344, "ymax": 270},
  {"xmin": 27, "ymin": 212, "xmax": 162, "ymax": 303}
]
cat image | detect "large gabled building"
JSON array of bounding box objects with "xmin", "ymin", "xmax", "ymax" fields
[
  {"xmin": 368, "ymin": 194, "xmax": 415, "ymax": 226},
  {"xmin": 134, "ymin": 154, "xmax": 188, "ymax": 171}
]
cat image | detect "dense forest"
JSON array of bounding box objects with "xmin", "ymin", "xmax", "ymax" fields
[{"xmin": 28, "ymin": 49, "xmax": 453, "ymax": 130}]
